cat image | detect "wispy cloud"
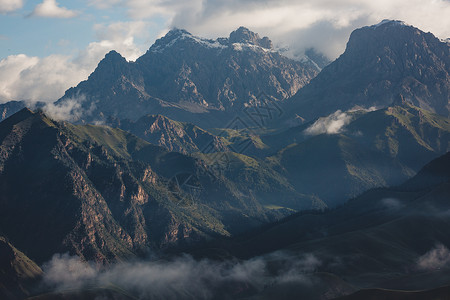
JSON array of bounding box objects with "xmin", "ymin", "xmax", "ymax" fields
[
  {"xmin": 304, "ymin": 110, "xmax": 352, "ymax": 136},
  {"xmin": 43, "ymin": 95, "xmax": 95, "ymax": 122},
  {"xmin": 29, "ymin": 0, "xmax": 78, "ymax": 18}
]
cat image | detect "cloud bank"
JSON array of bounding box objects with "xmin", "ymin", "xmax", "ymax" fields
[
  {"xmin": 417, "ymin": 244, "xmax": 450, "ymax": 271},
  {"xmin": 0, "ymin": 21, "xmax": 146, "ymax": 104},
  {"xmin": 0, "ymin": 0, "xmax": 23, "ymax": 13},
  {"xmin": 90, "ymin": 0, "xmax": 450, "ymax": 59},
  {"xmin": 42, "ymin": 252, "xmax": 323, "ymax": 299}
]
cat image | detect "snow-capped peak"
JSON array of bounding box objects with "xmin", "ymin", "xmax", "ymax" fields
[
  {"xmin": 150, "ymin": 27, "xmax": 278, "ymax": 54},
  {"xmin": 150, "ymin": 29, "xmax": 227, "ymax": 53}
]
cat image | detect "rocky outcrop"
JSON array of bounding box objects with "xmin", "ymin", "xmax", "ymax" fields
[{"xmin": 108, "ymin": 114, "xmax": 229, "ymax": 154}]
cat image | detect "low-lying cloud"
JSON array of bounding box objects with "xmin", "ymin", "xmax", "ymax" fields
[
  {"xmin": 417, "ymin": 244, "xmax": 450, "ymax": 271},
  {"xmin": 42, "ymin": 252, "xmax": 323, "ymax": 299},
  {"xmin": 43, "ymin": 95, "xmax": 95, "ymax": 122},
  {"xmin": 304, "ymin": 110, "xmax": 352, "ymax": 136}
]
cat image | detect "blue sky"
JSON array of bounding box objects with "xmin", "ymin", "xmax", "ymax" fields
[
  {"xmin": 0, "ymin": 0, "xmax": 449, "ymax": 104},
  {"xmin": 0, "ymin": 0, "xmax": 165, "ymax": 59}
]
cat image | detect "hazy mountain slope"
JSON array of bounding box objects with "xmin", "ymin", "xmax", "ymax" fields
[
  {"xmin": 225, "ymin": 152, "xmax": 450, "ymax": 291},
  {"xmin": 286, "ymin": 20, "xmax": 450, "ymax": 122},
  {"xmin": 57, "ymin": 27, "xmax": 318, "ymax": 126},
  {"xmin": 347, "ymin": 99, "xmax": 450, "ymax": 169},
  {"xmin": 268, "ymin": 134, "xmax": 412, "ymax": 206},
  {"xmin": 261, "ymin": 102, "xmax": 450, "ymax": 205}
]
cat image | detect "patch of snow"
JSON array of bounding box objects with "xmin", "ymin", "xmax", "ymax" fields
[
  {"xmin": 297, "ymin": 55, "xmax": 321, "ymax": 71},
  {"xmin": 151, "ymin": 31, "xmax": 226, "ymax": 53},
  {"xmin": 371, "ymin": 19, "xmax": 409, "ymax": 28},
  {"xmin": 231, "ymin": 43, "xmax": 277, "ymax": 53},
  {"xmin": 150, "ymin": 30, "xmax": 279, "ymax": 55}
]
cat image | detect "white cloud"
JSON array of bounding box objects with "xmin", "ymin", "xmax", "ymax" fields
[
  {"xmin": 43, "ymin": 95, "xmax": 96, "ymax": 122},
  {"xmin": 0, "ymin": 0, "xmax": 23, "ymax": 13},
  {"xmin": 0, "ymin": 54, "xmax": 89, "ymax": 103},
  {"xmin": 304, "ymin": 110, "xmax": 352, "ymax": 135},
  {"xmin": 90, "ymin": 0, "xmax": 450, "ymax": 59},
  {"xmin": 0, "ymin": 21, "xmax": 146, "ymax": 104},
  {"xmin": 30, "ymin": 0, "xmax": 78, "ymax": 18},
  {"xmin": 42, "ymin": 252, "xmax": 322, "ymax": 298},
  {"xmin": 417, "ymin": 244, "xmax": 450, "ymax": 271}
]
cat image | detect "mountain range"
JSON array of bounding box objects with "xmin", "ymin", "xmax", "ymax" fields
[
  {"xmin": 0, "ymin": 19, "xmax": 449, "ymax": 300},
  {"xmin": 54, "ymin": 27, "xmax": 320, "ymax": 127}
]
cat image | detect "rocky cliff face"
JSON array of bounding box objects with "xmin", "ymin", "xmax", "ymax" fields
[
  {"xmin": 57, "ymin": 27, "xmax": 319, "ymax": 126},
  {"xmin": 286, "ymin": 20, "xmax": 450, "ymax": 122},
  {"xmin": 108, "ymin": 114, "xmax": 229, "ymax": 154},
  {"xmin": 0, "ymin": 109, "xmax": 220, "ymax": 264}
]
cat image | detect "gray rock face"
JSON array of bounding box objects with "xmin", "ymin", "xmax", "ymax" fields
[
  {"xmin": 229, "ymin": 26, "xmax": 273, "ymax": 49},
  {"xmin": 107, "ymin": 114, "xmax": 229, "ymax": 154},
  {"xmin": 286, "ymin": 20, "xmax": 450, "ymax": 122}
]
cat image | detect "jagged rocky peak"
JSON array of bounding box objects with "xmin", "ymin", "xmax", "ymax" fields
[
  {"xmin": 229, "ymin": 26, "xmax": 273, "ymax": 49},
  {"xmin": 148, "ymin": 26, "xmax": 274, "ymax": 53},
  {"xmin": 85, "ymin": 49, "xmax": 131, "ymax": 83},
  {"xmin": 102, "ymin": 50, "xmax": 127, "ymax": 63},
  {"xmin": 149, "ymin": 28, "xmax": 226, "ymax": 53},
  {"xmin": 161, "ymin": 28, "xmax": 193, "ymax": 42},
  {"xmin": 93, "ymin": 50, "xmax": 128, "ymax": 73}
]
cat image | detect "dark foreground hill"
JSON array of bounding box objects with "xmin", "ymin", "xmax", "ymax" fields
[{"xmin": 209, "ymin": 151, "xmax": 450, "ymax": 298}]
